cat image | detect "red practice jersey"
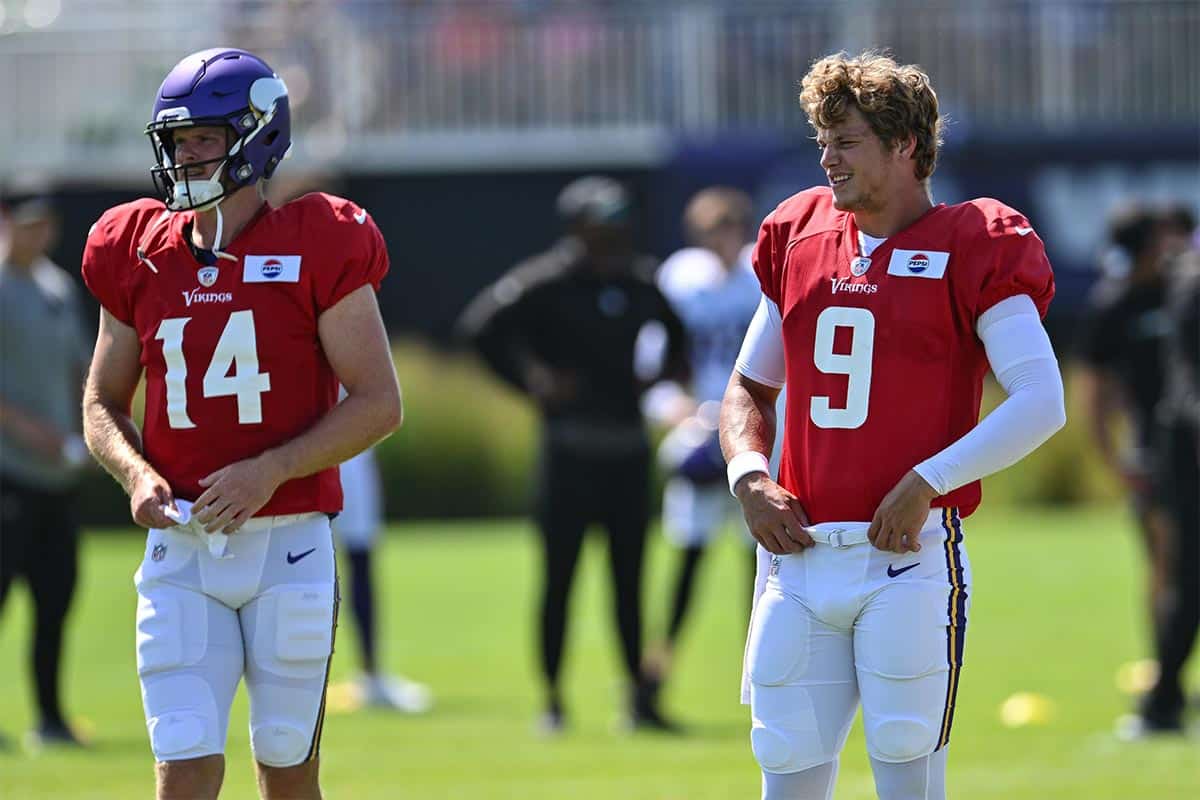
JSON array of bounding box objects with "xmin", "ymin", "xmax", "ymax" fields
[
  {"xmin": 82, "ymin": 192, "xmax": 389, "ymax": 516},
  {"xmin": 752, "ymin": 187, "xmax": 1054, "ymax": 523}
]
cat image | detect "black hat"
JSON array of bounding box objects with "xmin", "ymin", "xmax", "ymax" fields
[
  {"xmin": 0, "ymin": 187, "xmax": 56, "ymax": 225},
  {"xmin": 557, "ymin": 176, "xmax": 631, "ymax": 226}
]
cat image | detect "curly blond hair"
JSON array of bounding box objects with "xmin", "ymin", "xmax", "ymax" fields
[{"xmin": 799, "ymin": 51, "xmax": 943, "ymax": 181}]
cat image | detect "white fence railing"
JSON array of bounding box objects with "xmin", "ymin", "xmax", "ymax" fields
[{"xmin": 2, "ymin": 1, "xmax": 1197, "ymax": 178}]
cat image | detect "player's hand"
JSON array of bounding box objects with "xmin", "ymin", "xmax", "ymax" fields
[
  {"xmin": 192, "ymin": 454, "xmax": 287, "ymax": 534},
  {"xmin": 734, "ymin": 473, "xmax": 814, "ymax": 555},
  {"xmin": 868, "ymin": 470, "xmax": 939, "ymax": 554},
  {"xmin": 129, "ymin": 467, "xmax": 178, "ymax": 530}
]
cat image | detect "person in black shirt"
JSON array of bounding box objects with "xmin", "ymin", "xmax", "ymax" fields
[
  {"xmin": 1134, "ymin": 240, "xmax": 1200, "ymax": 735},
  {"xmin": 459, "ymin": 176, "xmax": 689, "ymax": 733},
  {"xmin": 1077, "ymin": 207, "xmax": 1174, "ymax": 651}
]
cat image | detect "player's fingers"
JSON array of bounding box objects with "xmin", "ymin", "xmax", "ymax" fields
[
  {"xmin": 764, "ymin": 524, "xmax": 797, "ymax": 554},
  {"xmin": 779, "ymin": 524, "xmax": 806, "ymax": 553},
  {"xmin": 784, "ymin": 498, "xmax": 813, "ymax": 530},
  {"xmin": 134, "ymin": 503, "xmax": 175, "ymax": 530},
  {"xmin": 752, "ymin": 528, "xmax": 783, "ymax": 555},
  {"xmin": 787, "ymin": 520, "xmax": 815, "ymax": 548},
  {"xmin": 874, "ymin": 522, "xmax": 897, "ymax": 553},
  {"xmin": 197, "ymin": 469, "xmax": 224, "ymax": 488},
  {"xmin": 204, "ymin": 503, "xmax": 240, "ymax": 534},
  {"xmin": 196, "ymin": 498, "xmax": 233, "ymax": 527},
  {"xmin": 223, "ymin": 509, "xmax": 252, "ymax": 535},
  {"xmin": 867, "ymin": 516, "xmax": 882, "ymax": 545}
]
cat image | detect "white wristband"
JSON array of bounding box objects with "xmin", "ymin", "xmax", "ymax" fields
[{"xmin": 727, "ymin": 451, "xmax": 770, "ymax": 496}]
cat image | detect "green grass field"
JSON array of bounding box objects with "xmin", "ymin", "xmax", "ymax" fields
[{"xmin": 1, "ymin": 504, "xmax": 1197, "ymax": 799}]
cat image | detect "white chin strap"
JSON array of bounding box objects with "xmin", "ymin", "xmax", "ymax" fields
[
  {"xmin": 172, "ymin": 174, "xmax": 238, "ymax": 263},
  {"xmin": 168, "ymin": 167, "xmax": 227, "ymax": 212},
  {"xmin": 210, "ymin": 205, "xmax": 237, "ymax": 262}
]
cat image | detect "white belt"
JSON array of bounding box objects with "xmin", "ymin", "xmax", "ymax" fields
[
  {"xmin": 803, "ymin": 523, "xmax": 872, "ymax": 549},
  {"xmin": 801, "ymin": 509, "xmax": 951, "ymax": 549}
]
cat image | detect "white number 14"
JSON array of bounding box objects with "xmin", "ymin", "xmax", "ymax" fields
[{"xmin": 154, "ymin": 310, "xmax": 271, "ymax": 429}]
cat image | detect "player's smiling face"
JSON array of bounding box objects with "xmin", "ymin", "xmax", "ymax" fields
[
  {"xmin": 171, "ymin": 125, "xmax": 229, "ymax": 181},
  {"xmin": 817, "ymin": 107, "xmax": 910, "ymax": 215}
]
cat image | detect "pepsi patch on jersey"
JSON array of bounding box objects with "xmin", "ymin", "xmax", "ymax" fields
[
  {"xmin": 243, "ymin": 255, "xmax": 301, "ymax": 283},
  {"xmin": 886, "ymin": 249, "xmax": 949, "ymax": 279}
]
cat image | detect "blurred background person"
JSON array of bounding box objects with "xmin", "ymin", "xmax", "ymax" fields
[
  {"xmin": 334, "ymin": 437, "xmax": 433, "ymax": 714},
  {"xmin": 642, "ymin": 187, "xmax": 763, "ymax": 702},
  {"xmin": 0, "ymin": 188, "xmax": 91, "ymax": 748},
  {"xmin": 1123, "ymin": 230, "xmax": 1199, "ymax": 737},
  {"xmin": 458, "ymin": 175, "xmax": 689, "ymax": 734},
  {"xmin": 1076, "ymin": 206, "xmax": 1176, "ymax": 660}
]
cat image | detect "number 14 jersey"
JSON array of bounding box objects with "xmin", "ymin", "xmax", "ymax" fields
[
  {"xmin": 82, "ymin": 193, "xmax": 389, "ymax": 516},
  {"xmin": 752, "ymin": 187, "xmax": 1053, "ymax": 524}
]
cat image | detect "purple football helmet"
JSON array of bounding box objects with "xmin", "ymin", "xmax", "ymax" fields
[{"xmin": 146, "ymin": 48, "xmax": 291, "ymax": 211}]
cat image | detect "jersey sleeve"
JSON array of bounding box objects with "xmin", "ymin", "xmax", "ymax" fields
[
  {"xmin": 80, "ymin": 208, "xmax": 136, "ymax": 325},
  {"xmin": 311, "ymin": 201, "xmax": 390, "ymax": 312},
  {"xmin": 750, "ymin": 209, "xmax": 783, "ymax": 306},
  {"xmin": 967, "ymin": 203, "xmax": 1056, "ymax": 320}
]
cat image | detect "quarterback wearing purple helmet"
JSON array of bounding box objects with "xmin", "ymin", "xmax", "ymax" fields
[{"xmin": 82, "ymin": 48, "xmax": 401, "ymax": 800}]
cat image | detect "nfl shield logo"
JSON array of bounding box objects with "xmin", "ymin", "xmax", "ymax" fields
[
  {"xmin": 769, "ymin": 555, "xmax": 782, "ymax": 577},
  {"xmin": 151, "ymin": 543, "xmax": 167, "ymax": 562},
  {"xmin": 850, "ymin": 257, "xmax": 872, "ymax": 277},
  {"xmin": 197, "ymin": 266, "xmax": 219, "ymax": 287}
]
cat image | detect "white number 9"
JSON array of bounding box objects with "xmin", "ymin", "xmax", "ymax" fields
[{"xmin": 810, "ymin": 306, "xmax": 875, "ymax": 429}]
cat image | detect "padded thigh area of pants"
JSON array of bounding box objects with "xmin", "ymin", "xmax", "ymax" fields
[
  {"xmin": 746, "ymin": 590, "xmax": 811, "ymax": 686},
  {"xmin": 138, "ymin": 599, "xmax": 243, "ymax": 763},
  {"xmin": 136, "ymin": 584, "xmax": 208, "ymax": 675},
  {"xmin": 747, "ymin": 590, "xmax": 859, "ymax": 774},
  {"xmin": 249, "ymin": 584, "xmax": 335, "ymax": 679}
]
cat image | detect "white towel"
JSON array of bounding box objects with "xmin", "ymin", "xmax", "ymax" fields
[{"xmin": 163, "ymin": 499, "xmax": 233, "ymax": 559}]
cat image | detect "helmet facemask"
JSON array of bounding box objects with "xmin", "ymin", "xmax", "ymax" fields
[{"xmin": 147, "ymin": 120, "xmax": 237, "ymax": 212}]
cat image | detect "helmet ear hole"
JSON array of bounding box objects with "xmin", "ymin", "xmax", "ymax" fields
[{"xmin": 264, "ymin": 130, "xmax": 279, "ymax": 147}]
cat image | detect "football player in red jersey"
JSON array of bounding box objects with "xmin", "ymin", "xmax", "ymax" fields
[
  {"xmin": 81, "ymin": 49, "xmax": 401, "ymax": 800},
  {"xmin": 720, "ymin": 52, "xmax": 1066, "ymax": 799}
]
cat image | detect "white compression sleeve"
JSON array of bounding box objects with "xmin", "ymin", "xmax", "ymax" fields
[
  {"xmin": 735, "ymin": 295, "xmax": 787, "ymax": 388},
  {"xmin": 913, "ymin": 295, "xmax": 1066, "ymax": 495}
]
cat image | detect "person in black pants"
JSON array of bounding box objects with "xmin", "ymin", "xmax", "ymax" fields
[
  {"xmin": 459, "ymin": 176, "xmax": 689, "ymax": 733},
  {"xmin": 1076, "ymin": 207, "xmax": 1176, "ymax": 657},
  {"xmin": 0, "ymin": 189, "xmax": 91, "ymax": 747},
  {"xmin": 1134, "ymin": 245, "xmax": 1200, "ymax": 736}
]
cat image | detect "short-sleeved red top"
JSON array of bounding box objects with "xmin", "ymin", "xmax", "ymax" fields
[
  {"xmin": 82, "ymin": 192, "xmax": 389, "ymax": 516},
  {"xmin": 751, "ymin": 187, "xmax": 1054, "ymax": 523}
]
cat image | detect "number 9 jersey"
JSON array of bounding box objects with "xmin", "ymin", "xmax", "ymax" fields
[
  {"xmin": 752, "ymin": 187, "xmax": 1053, "ymax": 524},
  {"xmin": 81, "ymin": 192, "xmax": 389, "ymax": 516}
]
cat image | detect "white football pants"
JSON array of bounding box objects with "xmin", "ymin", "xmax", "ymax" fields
[
  {"xmin": 743, "ymin": 508, "xmax": 970, "ymax": 778},
  {"xmin": 134, "ymin": 511, "xmax": 337, "ymax": 767}
]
